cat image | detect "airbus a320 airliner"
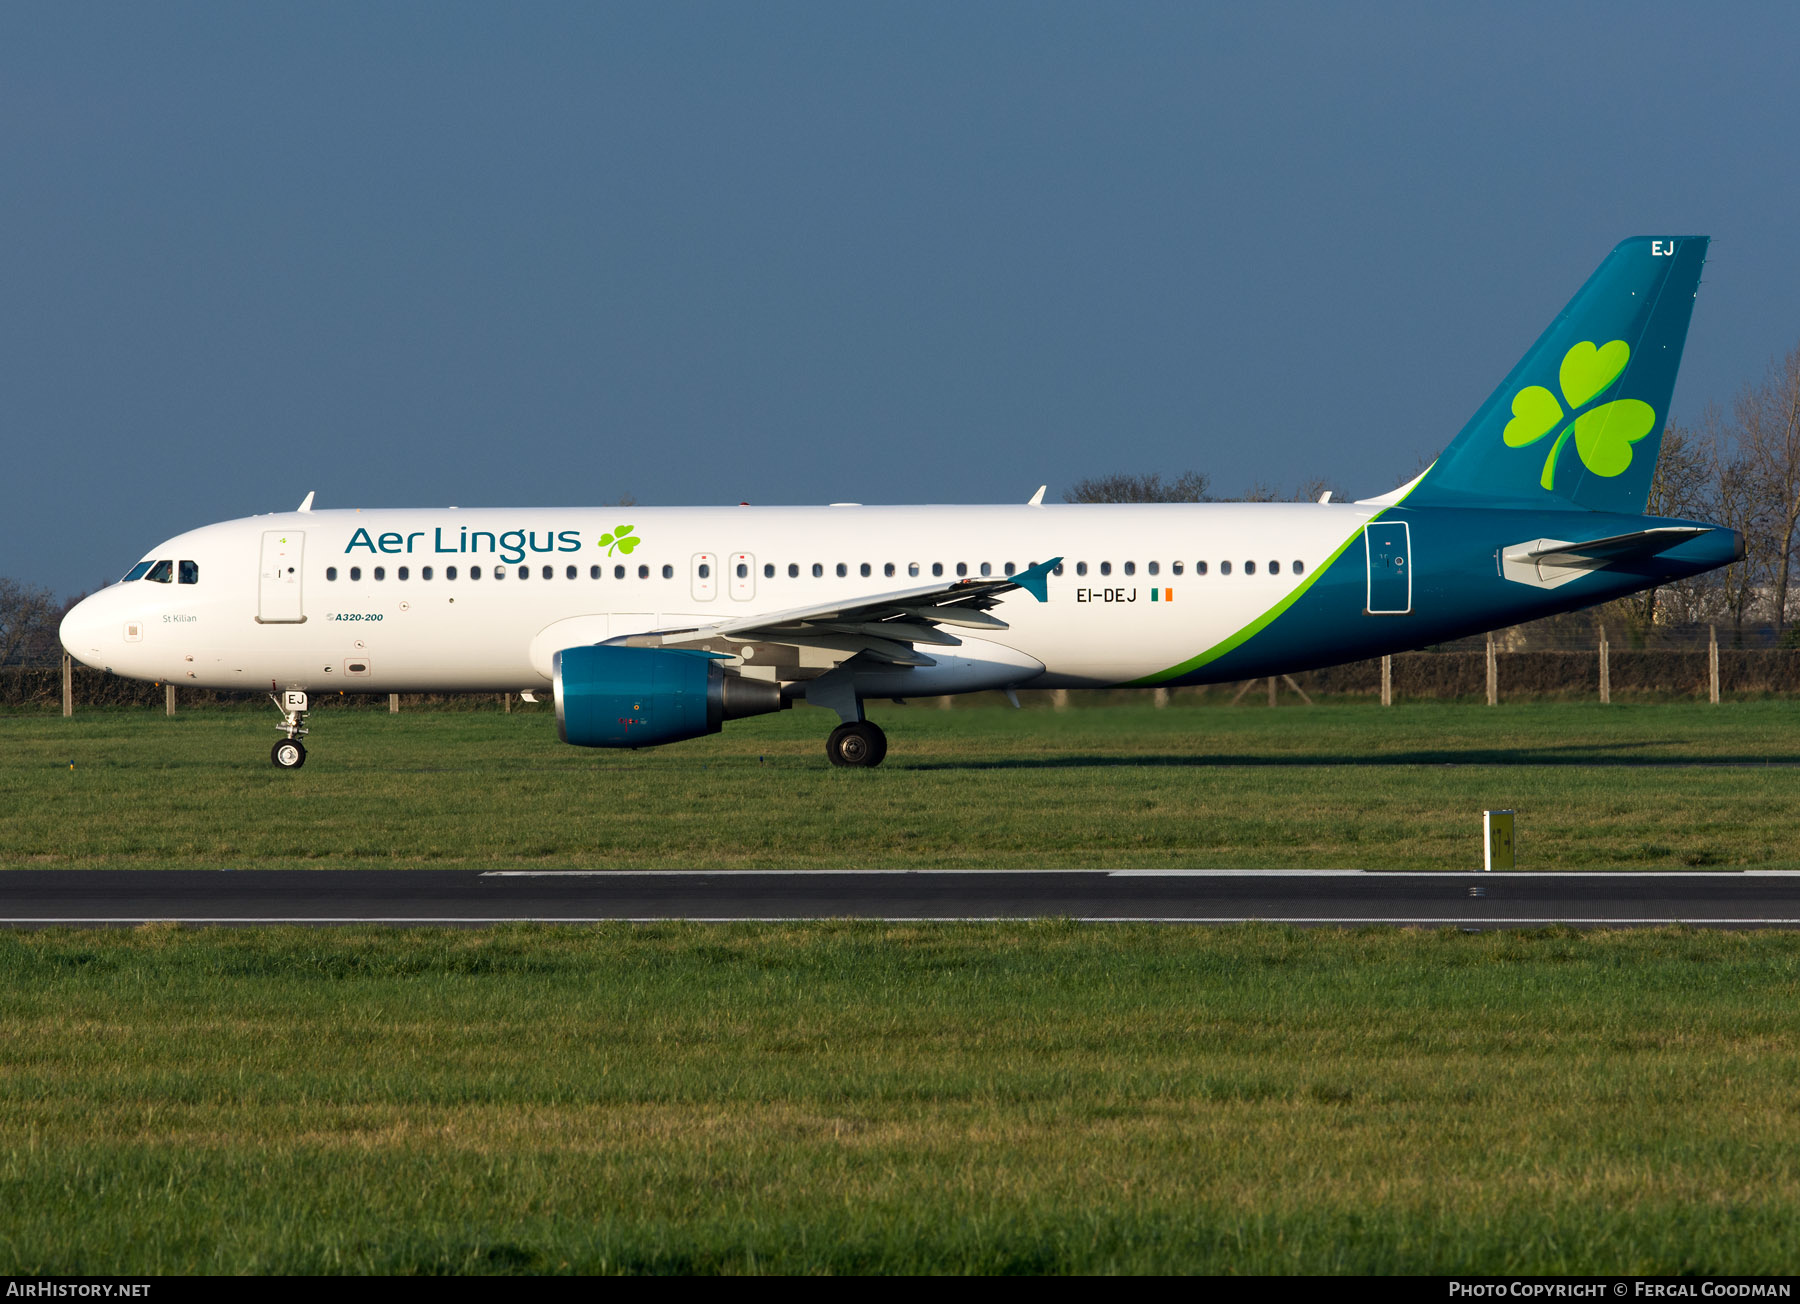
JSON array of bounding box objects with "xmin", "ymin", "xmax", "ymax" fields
[{"xmin": 61, "ymin": 237, "xmax": 1741, "ymax": 769}]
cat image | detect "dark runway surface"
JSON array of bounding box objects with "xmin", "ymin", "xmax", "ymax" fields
[{"xmin": 5, "ymin": 869, "xmax": 1800, "ymax": 926}]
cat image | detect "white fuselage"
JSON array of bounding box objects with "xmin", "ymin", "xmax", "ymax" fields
[{"xmin": 60, "ymin": 502, "xmax": 1383, "ymax": 695}]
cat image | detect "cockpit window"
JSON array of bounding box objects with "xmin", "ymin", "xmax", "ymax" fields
[
  {"xmin": 178, "ymin": 560, "xmax": 198, "ymax": 585},
  {"xmin": 123, "ymin": 561, "xmax": 155, "ymax": 582},
  {"xmin": 144, "ymin": 560, "xmax": 174, "ymax": 584}
]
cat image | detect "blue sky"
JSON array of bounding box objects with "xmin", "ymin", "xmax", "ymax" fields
[{"xmin": 6, "ymin": 2, "xmax": 1798, "ymax": 597}]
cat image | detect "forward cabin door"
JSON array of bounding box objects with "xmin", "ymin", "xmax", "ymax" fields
[
  {"xmin": 1364, "ymin": 521, "xmax": 1412, "ymax": 615},
  {"xmin": 258, "ymin": 530, "xmax": 306, "ymax": 623}
]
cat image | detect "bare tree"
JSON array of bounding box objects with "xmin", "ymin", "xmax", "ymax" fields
[
  {"xmin": 1741, "ymin": 343, "xmax": 1800, "ymax": 636},
  {"xmin": 1703, "ymin": 411, "xmax": 1772, "ymax": 642},
  {"xmin": 0, "ymin": 579, "xmax": 58, "ymax": 668},
  {"xmin": 1292, "ymin": 477, "xmax": 1342, "ymax": 503},
  {"xmin": 1063, "ymin": 471, "xmax": 1211, "ymax": 503},
  {"xmin": 1622, "ymin": 419, "xmax": 1717, "ymax": 631}
]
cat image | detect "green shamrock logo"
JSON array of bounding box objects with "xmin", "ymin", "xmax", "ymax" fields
[
  {"xmin": 1501, "ymin": 339, "xmax": 1656, "ymax": 490},
  {"xmin": 596, "ymin": 524, "xmax": 639, "ymax": 556}
]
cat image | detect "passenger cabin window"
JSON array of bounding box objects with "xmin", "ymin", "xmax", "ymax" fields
[
  {"xmin": 374, "ymin": 566, "xmax": 386, "ymax": 581},
  {"xmin": 423, "ymin": 566, "xmax": 434, "ymax": 580},
  {"xmin": 638, "ymin": 565, "xmax": 649, "ymax": 579},
  {"xmin": 1147, "ymin": 561, "xmax": 1159, "ymax": 576},
  {"xmin": 763, "ymin": 563, "xmax": 774, "ymax": 578},
  {"xmin": 812, "ymin": 563, "xmax": 823, "ymax": 578},
  {"xmin": 736, "ymin": 563, "xmax": 747, "ymax": 579},
  {"xmin": 446, "ymin": 565, "xmax": 458, "ymax": 580},
  {"xmin": 1197, "ymin": 561, "xmax": 1209, "ymax": 576},
  {"xmin": 615, "ymin": 565, "xmax": 625, "ymax": 579},
  {"xmin": 884, "ymin": 563, "xmax": 895, "ymax": 577},
  {"xmin": 956, "ymin": 562, "xmax": 967, "ymax": 577},
  {"xmin": 397, "ymin": 566, "xmax": 409, "ymax": 580},
  {"xmin": 1172, "ymin": 562, "xmax": 1184, "ymax": 575},
  {"xmin": 589, "ymin": 565, "xmax": 600, "ymax": 579},
  {"xmin": 1269, "ymin": 560, "xmax": 1280, "ymax": 575},
  {"xmin": 145, "ymin": 560, "xmax": 173, "ymax": 584},
  {"xmin": 788, "ymin": 563, "xmax": 799, "ymax": 578},
  {"xmin": 908, "ymin": 563, "xmax": 920, "ymax": 577},
  {"xmin": 1293, "ymin": 559, "xmax": 1305, "ymax": 575},
  {"xmin": 1220, "ymin": 561, "xmax": 1231, "ymax": 575},
  {"xmin": 1099, "ymin": 562, "xmax": 1112, "ymax": 577},
  {"xmin": 661, "ymin": 565, "xmax": 673, "ymax": 579},
  {"xmin": 123, "ymin": 561, "xmax": 156, "ymax": 582},
  {"xmin": 566, "ymin": 565, "xmax": 577, "ymax": 579},
  {"xmin": 178, "ymin": 560, "xmax": 198, "ymax": 584},
  {"xmin": 326, "ymin": 566, "xmax": 338, "ymax": 581},
  {"xmin": 1004, "ymin": 562, "xmax": 1015, "ymax": 576},
  {"xmin": 836, "ymin": 563, "xmax": 847, "ymax": 577},
  {"xmin": 349, "ymin": 566, "xmax": 362, "ymax": 581},
  {"xmin": 698, "ymin": 563, "xmax": 711, "ymax": 579},
  {"xmin": 1076, "ymin": 562, "xmax": 1087, "ymax": 576},
  {"xmin": 931, "ymin": 563, "xmax": 943, "ymax": 577},
  {"xmin": 470, "ymin": 565, "xmax": 482, "ymax": 579},
  {"xmin": 543, "ymin": 565, "xmax": 554, "ymax": 580},
  {"xmin": 1053, "ymin": 564, "xmax": 1065, "ymax": 576},
  {"xmin": 494, "ymin": 566, "xmax": 505, "ymax": 581},
  {"xmin": 1123, "ymin": 562, "xmax": 1135, "ymax": 576},
  {"xmin": 1244, "ymin": 561, "xmax": 1256, "ymax": 575},
  {"xmin": 860, "ymin": 563, "xmax": 871, "ymax": 577}
]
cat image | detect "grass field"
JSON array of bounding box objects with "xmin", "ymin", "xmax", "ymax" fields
[
  {"xmin": 3, "ymin": 922, "xmax": 1799, "ymax": 1274},
  {"xmin": 3, "ymin": 699, "xmax": 1800, "ymax": 869}
]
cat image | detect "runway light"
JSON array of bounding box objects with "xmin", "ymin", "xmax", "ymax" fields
[{"xmin": 1484, "ymin": 810, "xmax": 1515, "ymax": 872}]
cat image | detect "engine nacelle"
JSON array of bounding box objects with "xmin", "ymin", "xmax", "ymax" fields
[{"xmin": 553, "ymin": 645, "xmax": 785, "ymax": 748}]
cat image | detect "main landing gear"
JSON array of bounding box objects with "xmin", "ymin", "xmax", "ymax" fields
[
  {"xmin": 270, "ymin": 690, "xmax": 310, "ymax": 769},
  {"xmin": 826, "ymin": 720, "xmax": 887, "ymax": 768}
]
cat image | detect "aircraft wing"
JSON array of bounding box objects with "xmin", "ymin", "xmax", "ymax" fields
[{"xmin": 609, "ymin": 556, "xmax": 1062, "ymax": 667}]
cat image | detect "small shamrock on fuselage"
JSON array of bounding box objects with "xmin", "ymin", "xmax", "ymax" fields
[
  {"xmin": 1501, "ymin": 339, "xmax": 1656, "ymax": 490},
  {"xmin": 597, "ymin": 524, "xmax": 639, "ymax": 556}
]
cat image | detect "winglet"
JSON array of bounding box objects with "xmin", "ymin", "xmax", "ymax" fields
[
  {"xmin": 1012, "ymin": 556, "xmax": 1061, "ymax": 602},
  {"xmin": 297, "ymin": 491, "xmax": 315, "ymax": 513},
  {"xmin": 1027, "ymin": 485, "xmax": 1046, "ymax": 507}
]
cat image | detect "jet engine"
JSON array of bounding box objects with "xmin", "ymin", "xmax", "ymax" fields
[{"xmin": 553, "ymin": 645, "xmax": 785, "ymax": 748}]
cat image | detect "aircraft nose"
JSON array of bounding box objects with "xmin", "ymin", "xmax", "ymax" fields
[{"xmin": 60, "ymin": 593, "xmax": 114, "ymax": 668}]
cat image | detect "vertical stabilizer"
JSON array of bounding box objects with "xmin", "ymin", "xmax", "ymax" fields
[{"xmin": 1402, "ymin": 236, "xmax": 1708, "ymax": 513}]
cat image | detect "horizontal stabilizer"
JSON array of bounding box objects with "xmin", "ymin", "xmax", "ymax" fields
[{"xmin": 1501, "ymin": 526, "xmax": 1708, "ymax": 589}]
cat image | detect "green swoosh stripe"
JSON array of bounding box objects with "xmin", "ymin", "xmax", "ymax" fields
[
  {"xmin": 1124, "ymin": 466, "xmax": 1432, "ymax": 687},
  {"xmin": 1126, "ymin": 519, "xmax": 1371, "ymax": 686}
]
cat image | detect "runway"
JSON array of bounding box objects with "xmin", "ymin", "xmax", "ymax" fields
[{"xmin": 5, "ymin": 869, "xmax": 1800, "ymax": 926}]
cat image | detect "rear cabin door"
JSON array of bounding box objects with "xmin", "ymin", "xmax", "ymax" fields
[
  {"xmin": 258, "ymin": 530, "xmax": 306, "ymax": 623},
  {"xmin": 1364, "ymin": 521, "xmax": 1412, "ymax": 615}
]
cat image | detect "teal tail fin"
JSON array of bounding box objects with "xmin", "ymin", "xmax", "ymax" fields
[{"xmin": 1402, "ymin": 236, "xmax": 1708, "ymax": 513}]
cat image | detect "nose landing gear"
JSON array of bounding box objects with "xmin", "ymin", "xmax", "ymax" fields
[
  {"xmin": 270, "ymin": 690, "xmax": 309, "ymax": 769},
  {"xmin": 826, "ymin": 720, "xmax": 887, "ymax": 768}
]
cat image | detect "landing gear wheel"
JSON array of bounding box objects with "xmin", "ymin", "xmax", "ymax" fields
[
  {"xmin": 271, "ymin": 739, "xmax": 307, "ymax": 770},
  {"xmin": 826, "ymin": 721, "xmax": 888, "ymax": 768}
]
